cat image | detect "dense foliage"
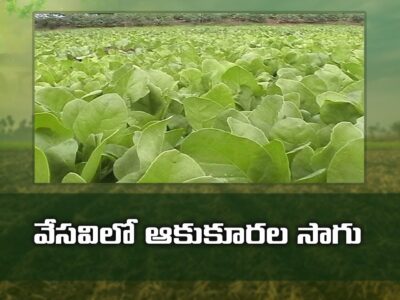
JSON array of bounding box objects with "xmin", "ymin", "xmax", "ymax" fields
[{"xmin": 34, "ymin": 25, "xmax": 364, "ymax": 183}]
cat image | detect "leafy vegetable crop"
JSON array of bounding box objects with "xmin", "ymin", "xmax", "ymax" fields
[{"xmin": 34, "ymin": 25, "xmax": 364, "ymax": 183}]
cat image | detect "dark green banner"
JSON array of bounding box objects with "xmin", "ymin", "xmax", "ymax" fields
[{"xmin": 0, "ymin": 193, "xmax": 398, "ymax": 280}]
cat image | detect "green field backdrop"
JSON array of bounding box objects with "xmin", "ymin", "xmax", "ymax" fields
[{"xmin": 1, "ymin": 0, "xmax": 400, "ymax": 299}]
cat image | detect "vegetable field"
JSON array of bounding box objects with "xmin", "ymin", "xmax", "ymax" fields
[{"xmin": 34, "ymin": 25, "xmax": 364, "ymax": 183}]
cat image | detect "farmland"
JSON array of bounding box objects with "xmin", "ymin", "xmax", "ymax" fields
[
  {"xmin": 34, "ymin": 24, "xmax": 364, "ymax": 184},
  {"xmin": 1, "ymin": 280, "xmax": 400, "ymax": 299},
  {"xmin": 1, "ymin": 146, "xmax": 399, "ymax": 193}
]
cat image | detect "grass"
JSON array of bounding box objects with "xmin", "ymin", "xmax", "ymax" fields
[
  {"xmin": 367, "ymin": 140, "xmax": 400, "ymax": 150},
  {"xmin": 0, "ymin": 281, "xmax": 400, "ymax": 299},
  {"xmin": 0, "ymin": 140, "xmax": 31, "ymax": 150}
]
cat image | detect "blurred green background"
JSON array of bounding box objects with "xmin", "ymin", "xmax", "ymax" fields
[{"xmin": 1, "ymin": 1, "xmax": 400, "ymax": 299}]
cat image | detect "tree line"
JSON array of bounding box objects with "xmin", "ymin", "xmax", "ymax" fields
[
  {"xmin": 0, "ymin": 116, "xmax": 31, "ymax": 141},
  {"xmin": 35, "ymin": 13, "xmax": 364, "ymax": 29}
]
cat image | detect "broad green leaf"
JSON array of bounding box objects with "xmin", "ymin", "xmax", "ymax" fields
[
  {"xmin": 181, "ymin": 128, "xmax": 288, "ymax": 183},
  {"xmin": 183, "ymin": 97, "xmax": 224, "ymax": 130},
  {"xmin": 214, "ymin": 108, "xmax": 249, "ymax": 131},
  {"xmin": 312, "ymin": 122, "xmax": 363, "ymax": 171},
  {"xmin": 249, "ymin": 95, "xmax": 283, "ymax": 136},
  {"xmin": 61, "ymin": 99, "xmax": 88, "ymax": 129},
  {"xmin": 81, "ymin": 129, "xmax": 120, "ymax": 182},
  {"xmin": 82, "ymin": 90, "xmax": 103, "ymax": 101},
  {"xmin": 62, "ymin": 172, "xmax": 87, "ymax": 183},
  {"xmin": 228, "ymin": 117, "xmax": 268, "ymax": 145},
  {"xmin": 128, "ymin": 111, "xmax": 157, "ymax": 128},
  {"xmin": 277, "ymin": 67, "xmax": 301, "ymax": 80},
  {"xmin": 327, "ymin": 138, "xmax": 364, "ymax": 183},
  {"xmin": 35, "ymin": 112, "xmax": 73, "ymax": 138},
  {"xmin": 137, "ymin": 118, "xmax": 170, "ymax": 170},
  {"xmin": 278, "ymin": 101, "xmax": 303, "ymax": 120},
  {"xmin": 138, "ymin": 150, "xmax": 205, "ymax": 183},
  {"xmin": 36, "ymin": 87, "xmax": 75, "ymax": 113},
  {"xmin": 276, "ymin": 78, "xmax": 319, "ymax": 114},
  {"xmin": 201, "ymin": 83, "xmax": 235, "ymax": 108},
  {"xmin": 130, "ymin": 83, "xmax": 165, "ymax": 116},
  {"xmin": 301, "ymin": 74, "xmax": 327, "ymax": 95},
  {"xmin": 113, "ymin": 145, "xmax": 141, "ymax": 180},
  {"xmin": 107, "ymin": 65, "xmax": 149, "ymax": 102},
  {"xmin": 35, "ymin": 112, "xmax": 74, "ymax": 150},
  {"xmin": 262, "ymin": 140, "xmax": 291, "ymax": 183},
  {"xmin": 46, "ymin": 138, "xmax": 79, "ymax": 183},
  {"xmin": 202, "ymin": 58, "xmax": 229, "ymax": 84},
  {"xmin": 104, "ymin": 144, "xmax": 128, "ymax": 160},
  {"xmin": 291, "ymin": 145, "xmax": 315, "ymax": 180},
  {"xmin": 296, "ymin": 169, "xmax": 326, "ymax": 183},
  {"xmin": 163, "ymin": 128, "xmax": 185, "ymax": 150},
  {"xmin": 35, "ymin": 147, "xmax": 50, "ymax": 183},
  {"xmin": 179, "ymin": 68, "xmax": 204, "ymax": 91},
  {"xmin": 341, "ymin": 80, "xmax": 364, "ymax": 107},
  {"xmin": 315, "ymin": 64, "xmax": 353, "ymax": 92},
  {"xmin": 148, "ymin": 69, "xmax": 177, "ymax": 92},
  {"xmin": 270, "ymin": 118, "xmax": 315, "ymax": 150},
  {"xmin": 283, "ymin": 92, "xmax": 301, "ymax": 108},
  {"xmin": 317, "ymin": 91, "xmax": 363, "ymax": 124},
  {"xmin": 222, "ymin": 65, "xmax": 262, "ymax": 95},
  {"xmin": 184, "ymin": 176, "xmax": 223, "ymax": 183},
  {"xmin": 73, "ymin": 93, "xmax": 128, "ymax": 143}
]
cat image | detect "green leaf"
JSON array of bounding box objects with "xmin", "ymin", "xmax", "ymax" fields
[
  {"xmin": 35, "ymin": 112, "xmax": 73, "ymax": 138},
  {"xmin": 113, "ymin": 145, "xmax": 141, "ymax": 181},
  {"xmin": 36, "ymin": 87, "xmax": 75, "ymax": 114},
  {"xmin": 137, "ymin": 118, "xmax": 170, "ymax": 170},
  {"xmin": 35, "ymin": 147, "xmax": 50, "ymax": 183},
  {"xmin": 317, "ymin": 91, "xmax": 363, "ymax": 124},
  {"xmin": 61, "ymin": 99, "xmax": 88, "ymax": 129},
  {"xmin": 248, "ymin": 95, "xmax": 283, "ymax": 136},
  {"xmin": 276, "ymin": 78, "xmax": 319, "ymax": 114},
  {"xmin": 81, "ymin": 129, "xmax": 120, "ymax": 182},
  {"xmin": 35, "ymin": 112, "xmax": 74, "ymax": 150},
  {"xmin": 62, "ymin": 172, "xmax": 87, "ymax": 183},
  {"xmin": 278, "ymin": 101, "xmax": 303, "ymax": 120},
  {"xmin": 315, "ymin": 64, "xmax": 353, "ymax": 92},
  {"xmin": 301, "ymin": 74, "xmax": 328, "ymax": 95},
  {"xmin": 163, "ymin": 128, "xmax": 185, "ymax": 150},
  {"xmin": 46, "ymin": 138, "xmax": 79, "ymax": 183},
  {"xmin": 148, "ymin": 69, "xmax": 177, "ymax": 92},
  {"xmin": 228, "ymin": 117, "xmax": 268, "ymax": 145},
  {"xmin": 312, "ymin": 122, "xmax": 363, "ymax": 171},
  {"xmin": 296, "ymin": 169, "xmax": 326, "ymax": 183},
  {"xmin": 262, "ymin": 140, "xmax": 291, "ymax": 183},
  {"xmin": 201, "ymin": 83, "xmax": 235, "ymax": 108},
  {"xmin": 291, "ymin": 146, "xmax": 315, "ymax": 180},
  {"xmin": 181, "ymin": 129, "xmax": 288, "ymax": 183},
  {"xmin": 179, "ymin": 68, "xmax": 204, "ymax": 91},
  {"xmin": 183, "ymin": 97, "xmax": 224, "ymax": 130},
  {"xmin": 184, "ymin": 176, "xmax": 223, "ymax": 183},
  {"xmin": 138, "ymin": 150, "xmax": 206, "ymax": 183},
  {"xmin": 107, "ymin": 65, "xmax": 149, "ymax": 102},
  {"xmin": 214, "ymin": 108, "xmax": 249, "ymax": 131},
  {"xmin": 128, "ymin": 111, "xmax": 157, "ymax": 128},
  {"xmin": 270, "ymin": 118, "xmax": 315, "ymax": 150},
  {"xmin": 327, "ymin": 138, "xmax": 364, "ymax": 183},
  {"xmin": 222, "ymin": 65, "xmax": 262, "ymax": 95},
  {"xmin": 73, "ymin": 93, "xmax": 128, "ymax": 143}
]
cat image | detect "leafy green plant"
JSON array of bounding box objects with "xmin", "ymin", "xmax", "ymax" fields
[{"xmin": 34, "ymin": 24, "xmax": 364, "ymax": 183}]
